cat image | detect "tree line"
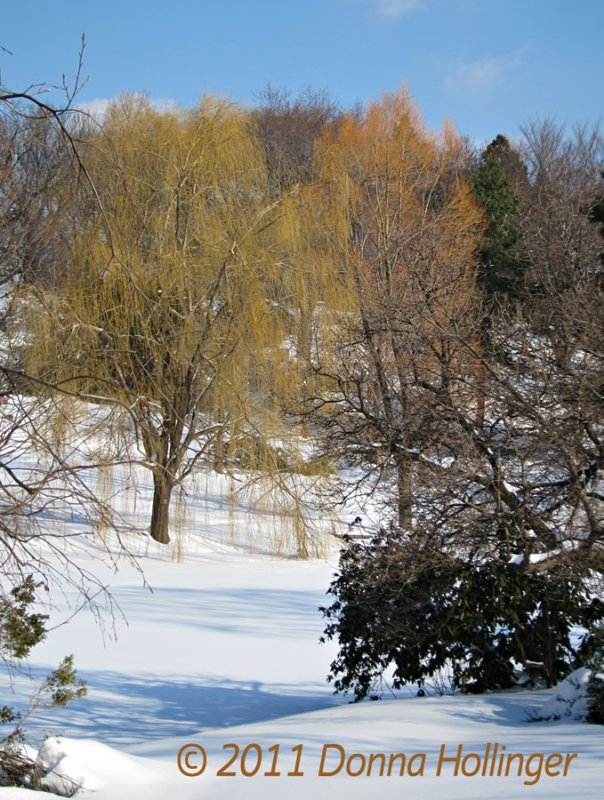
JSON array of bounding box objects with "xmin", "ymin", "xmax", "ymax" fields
[{"xmin": 1, "ymin": 82, "xmax": 603, "ymax": 706}]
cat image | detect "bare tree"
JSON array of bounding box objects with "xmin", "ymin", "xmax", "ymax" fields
[
  {"xmin": 0, "ymin": 38, "xmax": 129, "ymax": 611},
  {"xmin": 0, "ymin": 113, "xmax": 76, "ymax": 296},
  {"xmin": 0, "ymin": 50, "xmax": 136, "ymax": 776},
  {"xmin": 252, "ymin": 84, "xmax": 339, "ymax": 193},
  {"xmin": 297, "ymin": 89, "xmax": 483, "ymax": 529},
  {"xmin": 519, "ymin": 121, "xmax": 603, "ymax": 357},
  {"xmin": 316, "ymin": 115, "xmax": 603, "ymax": 699}
]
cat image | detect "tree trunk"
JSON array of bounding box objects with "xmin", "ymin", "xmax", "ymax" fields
[
  {"xmin": 298, "ymin": 305, "xmax": 312, "ymax": 368},
  {"xmin": 396, "ymin": 455, "xmax": 413, "ymax": 531},
  {"xmin": 150, "ymin": 471, "xmax": 173, "ymax": 544},
  {"xmin": 475, "ymin": 321, "xmax": 490, "ymax": 429},
  {"xmin": 213, "ymin": 424, "xmax": 225, "ymax": 473}
]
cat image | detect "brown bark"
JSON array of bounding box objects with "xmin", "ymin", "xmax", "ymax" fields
[
  {"xmin": 150, "ymin": 471, "xmax": 174, "ymax": 544},
  {"xmin": 396, "ymin": 455, "xmax": 413, "ymax": 531}
]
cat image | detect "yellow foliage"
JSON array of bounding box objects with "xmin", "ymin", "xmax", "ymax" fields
[
  {"xmin": 25, "ymin": 94, "xmax": 304, "ymax": 543},
  {"xmin": 21, "ymin": 87, "xmax": 484, "ymax": 546}
]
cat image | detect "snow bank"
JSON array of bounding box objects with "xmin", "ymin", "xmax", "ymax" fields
[
  {"xmin": 536, "ymin": 668, "xmax": 593, "ymax": 721},
  {"xmin": 37, "ymin": 738, "xmax": 105, "ymax": 794},
  {"xmin": 35, "ymin": 736, "xmax": 166, "ymax": 796}
]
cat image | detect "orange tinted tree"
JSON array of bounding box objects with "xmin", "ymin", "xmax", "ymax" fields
[{"xmin": 304, "ymin": 88, "xmax": 483, "ymax": 529}]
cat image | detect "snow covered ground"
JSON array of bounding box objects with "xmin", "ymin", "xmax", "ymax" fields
[{"xmin": 1, "ymin": 451, "xmax": 603, "ymax": 798}]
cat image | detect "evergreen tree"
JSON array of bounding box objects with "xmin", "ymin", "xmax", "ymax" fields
[
  {"xmin": 1, "ymin": 579, "xmax": 87, "ymax": 786},
  {"xmin": 472, "ymin": 135, "xmax": 527, "ymax": 306}
]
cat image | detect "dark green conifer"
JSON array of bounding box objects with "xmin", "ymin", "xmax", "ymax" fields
[{"xmin": 472, "ymin": 135, "xmax": 528, "ymax": 306}]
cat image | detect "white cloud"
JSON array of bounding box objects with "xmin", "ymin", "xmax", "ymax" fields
[
  {"xmin": 77, "ymin": 96, "xmax": 179, "ymax": 122},
  {"xmin": 77, "ymin": 98, "xmax": 113, "ymax": 121},
  {"xmin": 373, "ymin": 0, "xmax": 425, "ymax": 19},
  {"xmin": 446, "ymin": 46, "xmax": 528, "ymax": 94}
]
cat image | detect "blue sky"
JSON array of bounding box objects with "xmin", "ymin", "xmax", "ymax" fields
[{"xmin": 1, "ymin": 0, "xmax": 601, "ymax": 142}]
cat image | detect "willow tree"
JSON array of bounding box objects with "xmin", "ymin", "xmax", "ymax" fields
[
  {"xmin": 305, "ymin": 88, "xmax": 484, "ymax": 529},
  {"xmin": 30, "ymin": 95, "xmax": 287, "ymax": 544}
]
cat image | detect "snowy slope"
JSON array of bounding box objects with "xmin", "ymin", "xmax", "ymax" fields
[
  {"xmin": 0, "ymin": 429, "xmax": 602, "ymax": 798},
  {"xmin": 1, "ymin": 543, "xmax": 602, "ymax": 799}
]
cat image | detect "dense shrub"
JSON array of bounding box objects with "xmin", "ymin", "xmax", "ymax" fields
[
  {"xmin": 586, "ymin": 640, "xmax": 604, "ymax": 724},
  {"xmin": 321, "ymin": 528, "xmax": 604, "ymax": 699}
]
